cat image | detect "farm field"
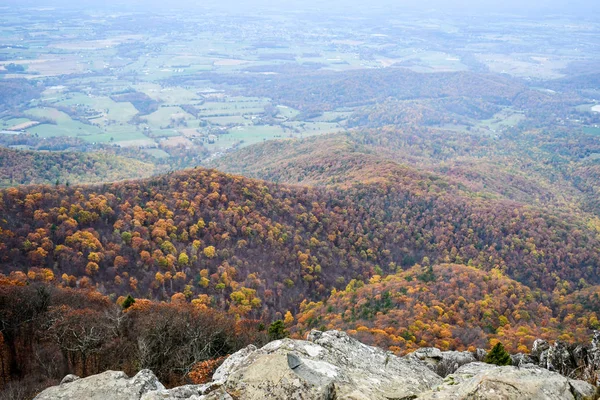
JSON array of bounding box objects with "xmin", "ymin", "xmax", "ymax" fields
[
  {"xmin": 584, "ymin": 126, "xmax": 600, "ymax": 136},
  {"xmin": 1, "ymin": 5, "xmax": 599, "ymax": 172}
]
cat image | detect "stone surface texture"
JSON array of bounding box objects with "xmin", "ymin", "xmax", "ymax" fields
[{"xmin": 35, "ymin": 330, "xmax": 600, "ymax": 400}]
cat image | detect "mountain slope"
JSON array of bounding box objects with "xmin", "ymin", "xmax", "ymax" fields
[
  {"xmin": 0, "ymin": 147, "xmax": 158, "ymax": 187},
  {"xmin": 210, "ymin": 126, "xmax": 600, "ymax": 214},
  {"xmin": 1, "ymin": 166, "xmax": 599, "ymax": 323},
  {"xmin": 294, "ymin": 263, "xmax": 598, "ymax": 353}
]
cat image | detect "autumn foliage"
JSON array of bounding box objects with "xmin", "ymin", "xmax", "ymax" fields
[
  {"xmin": 293, "ymin": 264, "xmax": 600, "ymax": 354},
  {"xmin": 0, "ymin": 277, "xmax": 267, "ymax": 398}
]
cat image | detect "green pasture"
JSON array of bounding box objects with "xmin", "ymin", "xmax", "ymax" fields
[
  {"xmin": 310, "ymin": 111, "xmax": 352, "ymax": 122},
  {"xmin": 1, "ymin": 118, "xmax": 31, "ymax": 129},
  {"xmin": 144, "ymin": 107, "xmax": 195, "ymax": 127},
  {"xmin": 584, "ymin": 127, "xmax": 600, "ymax": 136},
  {"xmin": 276, "ymin": 105, "xmax": 301, "ymax": 119},
  {"xmin": 142, "ymin": 148, "xmax": 171, "ymax": 158},
  {"xmin": 204, "ymin": 116, "xmax": 248, "ymax": 125}
]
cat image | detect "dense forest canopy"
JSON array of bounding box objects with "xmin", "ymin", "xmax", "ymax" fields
[
  {"xmin": 1, "ymin": 163, "xmax": 599, "ymax": 327},
  {"xmin": 2, "ymin": 3, "xmax": 600, "ymax": 398}
]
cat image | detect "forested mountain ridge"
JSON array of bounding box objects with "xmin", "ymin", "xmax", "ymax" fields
[
  {"xmin": 3, "ymin": 5, "xmax": 600, "ymax": 398},
  {"xmin": 0, "ymin": 147, "xmax": 158, "ymax": 187},
  {"xmin": 1, "ymin": 163, "xmax": 599, "ymax": 334},
  {"xmin": 187, "ymin": 68, "xmax": 577, "ymax": 114},
  {"xmin": 294, "ymin": 263, "xmax": 600, "ymax": 354},
  {"xmin": 210, "ymin": 125, "xmax": 600, "ymax": 214}
]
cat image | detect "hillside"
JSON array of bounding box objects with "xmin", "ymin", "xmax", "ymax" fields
[
  {"xmin": 0, "ymin": 147, "xmax": 158, "ymax": 187},
  {"xmin": 294, "ymin": 263, "xmax": 600, "ymax": 354},
  {"xmin": 189, "ymin": 68, "xmax": 555, "ymax": 113},
  {"xmin": 210, "ymin": 126, "xmax": 600, "ymax": 214},
  {"xmin": 1, "ymin": 165, "xmax": 600, "ymax": 326}
]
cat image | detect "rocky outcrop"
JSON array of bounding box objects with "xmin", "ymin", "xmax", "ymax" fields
[
  {"xmin": 203, "ymin": 329, "xmax": 442, "ymax": 399},
  {"xmin": 408, "ymin": 347, "xmax": 477, "ymax": 376},
  {"xmin": 35, "ymin": 330, "xmax": 600, "ymax": 400},
  {"xmin": 34, "ymin": 369, "xmax": 165, "ymax": 400},
  {"xmin": 528, "ymin": 332, "xmax": 600, "ymax": 385},
  {"xmin": 140, "ymin": 383, "xmax": 221, "ymax": 400},
  {"xmin": 417, "ymin": 362, "xmax": 597, "ymax": 400}
]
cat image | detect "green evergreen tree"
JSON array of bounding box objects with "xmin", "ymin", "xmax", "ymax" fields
[
  {"xmin": 484, "ymin": 342, "xmax": 512, "ymax": 366},
  {"xmin": 268, "ymin": 320, "xmax": 288, "ymax": 340},
  {"xmin": 417, "ymin": 265, "xmax": 436, "ymax": 282},
  {"xmin": 122, "ymin": 295, "xmax": 136, "ymax": 310}
]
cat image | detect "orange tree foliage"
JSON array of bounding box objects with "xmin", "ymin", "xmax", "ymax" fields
[
  {"xmin": 294, "ymin": 264, "xmax": 596, "ymax": 354},
  {"xmin": 188, "ymin": 356, "xmax": 227, "ymax": 384},
  {"xmin": 0, "ymin": 278, "xmax": 267, "ymax": 397},
  {"xmin": 1, "ymin": 165, "xmax": 600, "ymax": 326}
]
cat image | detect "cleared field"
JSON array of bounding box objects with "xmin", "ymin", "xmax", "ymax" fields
[
  {"xmin": 135, "ymin": 84, "xmax": 200, "ymax": 104},
  {"xmin": 205, "ymin": 125, "xmax": 287, "ymax": 150},
  {"xmin": 144, "ymin": 107, "xmax": 195, "ymax": 128},
  {"xmin": 28, "ymin": 123, "xmax": 101, "ymax": 139},
  {"xmin": 150, "ymin": 129, "xmax": 181, "ymax": 138},
  {"xmin": 25, "ymin": 108, "xmax": 103, "ymax": 138},
  {"xmin": 92, "ymin": 127, "xmax": 152, "ymax": 143},
  {"xmin": 284, "ymin": 121, "xmax": 344, "ymax": 134},
  {"xmin": 143, "ymin": 148, "xmax": 171, "ymax": 158},
  {"xmin": 117, "ymin": 139, "xmax": 157, "ymax": 147},
  {"xmin": 4, "ymin": 55, "xmax": 89, "ymax": 76},
  {"xmin": 204, "ymin": 116, "xmax": 248, "ymax": 125},
  {"xmin": 310, "ymin": 111, "xmax": 352, "ymax": 122},
  {"xmin": 160, "ymin": 136, "xmax": 194, "ymax": 147},
  {"xmin": 23, "ymin": 107, "xmax": 156, "ymax": 144},
  {"xmin": 53, "ymin": 93, "xmax": 139, "ymax": 124},
  {"xmin": 477, "ymin": 109, "xmax": 526, "ymax": 130},
  {"xmin": 1, "ymin": 118, "xmax": 31, "ymax": 129},
  {"xmin": 7, "ymin": 121, "xmax": 40, "ymax": 131},
  {"xmin": 474, "ymin": 52, "xmax": 569, "ymax": 79},
  {"xmin": 46, "ymin": 35, "xmax": 143, "ymax": 50},
  {"xmin": 575, "ymin": 104, "xmax": 596, "ymax": 112},
  {"xmin": 276, "ymin": 105, "xmax": 300, "ymax": 119},
  {"xmin": 584, "ymin": 127, "xmax": 600, "ymax": 136}
]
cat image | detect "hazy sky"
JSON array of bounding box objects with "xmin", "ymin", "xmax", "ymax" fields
[{"xmin": 5, "ymin": 0, "xmax": 600, "ymax": 17}]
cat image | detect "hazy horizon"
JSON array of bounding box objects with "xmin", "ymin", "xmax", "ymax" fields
[{"xmin": 3, "ymin": 0, "xmax": 600, "ymax": 18}]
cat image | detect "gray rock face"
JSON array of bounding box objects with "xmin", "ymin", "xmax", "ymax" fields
[
  {"xmin": 417, "ymin": 363, "xmax": 598, "ymax": 400},
  {"xmin": 34, "ymin": 369, "xmax": 165, "ymax": 400},
  {"xmin": 408, "ymin": 347, "xmax": 477, "ymax": 376},
  {"xmin": 594, "ymin": 331, "xmax": 600, "ymax": 386},
  {"xmin": 211, "ymin": 344, "xmax": 256, "ymax": 384},
  {"xmin": 511, "ymin": 352, "xmax": 535, "ymax": 366},
  {"xmin": 211, "ymin": 329, "xmax": 442, "ymax": 400},
  {"xmin": 474, "ymin": 348, "xmax": 488, "ymax": 362},
  {"xmin": 140, "ymin": 383, "xmax": 219, "ymax": 400},
  {"xmin": 34, "ymin": 330, "xmax": 600, "ymax": 400},
  {"xmin": 60, "ymin": 374, "xmax": 80, "ymax": 385},
  {"xmin": 532, "ymin": 335, "xmax": 599, "ymax": 383},
  {"xmin": 532, "ymin": 339, "xmax": 550, "ymax": 359}
]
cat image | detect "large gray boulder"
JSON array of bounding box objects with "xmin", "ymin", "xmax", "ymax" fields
[
  {"xmin": 34, "ymin": 369, "xmax": 165, "ymax": 400},
  {"xmin": 34, "ymin": 330, "xmax": 600, "ymax": 400},
  {"xmin": 531, "ymin": 335, "xmax": 599, "ymax": 383},
  {"xmin": 417, "ymin": 362, "xmax": 598, "ymax": 400},
  {"xmin": 205, "ymin": 329, "xmax": 442, "ymax": 400},
  {"xmin": 408, "ymin": 347, "xmax": 477, "ymax": 376}
]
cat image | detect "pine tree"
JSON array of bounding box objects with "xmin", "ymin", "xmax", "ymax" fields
[
  {"xmin": 484, "ymin": 342, "xmax": 512, "ymax": 366},
  {"xmin": 417, "ymin": 265, "xmax": 436, "ymax": 282},
  {"xmin": 122, "ymin": 295, "xmax": 136, "ymax": 310},
  {"xmin": 268, "ymin": 320, "xmax": 288, "ymax": 340}
]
